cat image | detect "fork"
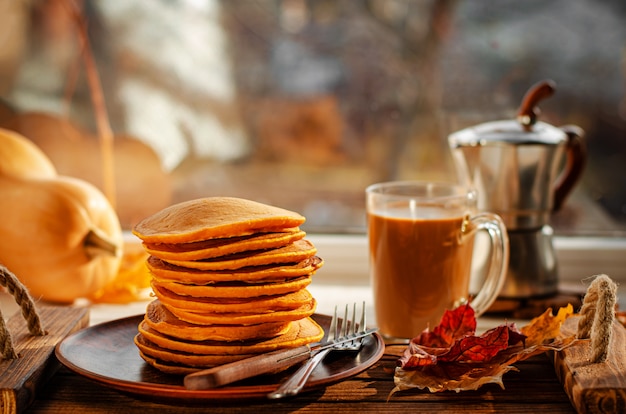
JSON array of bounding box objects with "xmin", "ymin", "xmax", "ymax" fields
[
  {"xmin": 267, "ymin": 301, "xmax": 366, "ymax": 399},
  {"xmin": 336, "ymin": 302, "xmax": 367, "ymax": 352}
]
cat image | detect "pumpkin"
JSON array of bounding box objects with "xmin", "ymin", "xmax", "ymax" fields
[
  {"xmin": 0, "ymin": 174, "xmax": 123, "ymax": 303},
  {"xmin": 0, "ymin": 127, "xmax": 57, "ymax": 178}
]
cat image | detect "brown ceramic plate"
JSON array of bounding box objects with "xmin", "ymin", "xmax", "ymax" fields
[{"xmin": 55, "ymin": 313, "xmax": 384, "ymax": 403}]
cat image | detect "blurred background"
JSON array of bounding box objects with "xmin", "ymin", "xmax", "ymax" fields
[{"xmin": 0, "ymin": 0, "xmax": 624, "ymax": 236}]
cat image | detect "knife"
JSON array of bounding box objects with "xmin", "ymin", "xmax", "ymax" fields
[{"xmin": 183, "ymin": 327, "xmax": 377, "ymax": 390}]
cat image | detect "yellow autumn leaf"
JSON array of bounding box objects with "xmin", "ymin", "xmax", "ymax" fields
[
  {"xmin": 521, "ymin": 303, "xmax": 574, "ymax": 347},
  {"xmin": 89, "ymin": 242, "xmax": 152, "ymax": 303}
]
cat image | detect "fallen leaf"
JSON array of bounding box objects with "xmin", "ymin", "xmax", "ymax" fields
[
  {"xmin": 390, "ymin": 304, "xmax": 578, "ymax": 396},
  {"xmin": 398, "ymin": 304, "xmax": 526, "ymax": 368},
  {"xmin": 439, "ymin": 323, "xmax": 517, "ymax": 363},
  {"xmin": 521, "ymin": 303, "xmax": 574, "ymax": 347}
]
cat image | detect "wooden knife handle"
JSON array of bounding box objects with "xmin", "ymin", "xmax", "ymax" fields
[{"xmin": 183, "ymin": 345, "xmax": 311, "ymax": 390}]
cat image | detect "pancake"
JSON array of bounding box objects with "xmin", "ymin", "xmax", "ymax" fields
[
  {"xmin": 138, "ymin": 351, "xmax": 198, "ymax": 375},
  {"xmin": 144, "ymin": 229, "xmax": 306, "ymax": 261},
  {"xmin": 163, "ymin": 299, "xmax": 316, "ymax": 325},
  {"xmin": 152, "ymin": 282, "xmax": 314, "ymax": 313},
  {"xmin": 150, "ymin": 276, "xmax": 312, "ymax": 299},
  {"xmin": 163, "ymin": 239, "xmax": 317, "ymax": 271},
  {"xmin": 137, "ymin": 317, "xmax": 324, "ymax": 356},
  {"xmin": 135, "ymin": 334, "xmax": 253, "ymax": 367},
  {"xmin": 133, "ymin": 197, "xmax": 306, "ymax": 244},
  {"xmin": 146, "ymin": 255, "xmax": 323, "ymax": 284},
  {"xmin": 144, "ymin": 300, "xmax": 291, "ymax": 342}
]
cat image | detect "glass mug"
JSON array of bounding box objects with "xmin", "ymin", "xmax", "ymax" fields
[{"xmin": 366, "ymin": 181, "xmax": 509, "ymax": 340}]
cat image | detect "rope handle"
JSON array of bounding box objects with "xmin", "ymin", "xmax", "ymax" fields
[
  {"xmin": 0, "ymin": 263, "xmax": 46, "ymax": 360},
  {"xmin": 576, "ymin": 274, "xmax": 617, "ymax": 363}
]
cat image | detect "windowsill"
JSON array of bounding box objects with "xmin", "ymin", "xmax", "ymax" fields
[
  {"xmin": 308, "ymin": 233, "xmax": 626, "ymax": 285},
  {"xmin": 120, "ymin": 231, "xmax": 626, "ymax": 305},
  {"xmin": 308, "ymin": 231, "xmax": 626, "ymax": 313}
]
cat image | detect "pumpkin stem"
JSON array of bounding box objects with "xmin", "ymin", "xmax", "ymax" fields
[{"xmin": 84, "ymin": 229, "xmax": 120, "ymax": 259}]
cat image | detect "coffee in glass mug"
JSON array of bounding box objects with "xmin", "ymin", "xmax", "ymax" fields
[{"xmin": 366, "ymin": 181, "xmax": 509, "ymax": 340}]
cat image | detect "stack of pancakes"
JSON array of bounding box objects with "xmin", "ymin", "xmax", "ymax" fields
[{"xmin": 131, "ymin": 197, "xmax": 325, "ymax": 374}]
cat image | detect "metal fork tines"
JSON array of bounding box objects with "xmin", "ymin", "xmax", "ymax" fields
[
  {"xmin": 336, "ymin": 302, "xmax": 366, "ymax": 351},
  {"xmin": 267, "ymin": 302, "xmax": 367, "ymax": 399}
]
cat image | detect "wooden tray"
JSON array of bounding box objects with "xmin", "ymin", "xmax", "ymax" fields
[
  {"xmin": 553, "ymin": 316, "xmax": 626, "ymax": 413},
  {"xmin": 0, "ymin": 304, "xmax": 90, "ymax": 413}
]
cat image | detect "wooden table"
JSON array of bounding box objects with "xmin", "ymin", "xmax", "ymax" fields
[
  {"xmin": 0, "ymin": 285, "xmax": 582, "ymax": 414},
  {"xmin": 26, "ymin": 348, "xmax": 575, "ymax": 413}
]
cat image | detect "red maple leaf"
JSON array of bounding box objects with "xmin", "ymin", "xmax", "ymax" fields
[
  {"xmin": 439, "ymin": 323, "xmax": 522, "ymax": 363},
  {"xmin": 398, "ymin": 305, "xmax": 525, "ymax": 368},
  {"xmin": 413, "ymin": 303, "xmax": 477, "ymax": 348},
  {"xmin": 437, "ymin": 303, "xmax": 477, "ymax": 342}
]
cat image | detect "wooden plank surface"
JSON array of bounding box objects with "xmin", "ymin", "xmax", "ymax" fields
[
  {"xmin": 27, "ymin": 349, "xmax": 575, "ymax": 413},
  {"xmin": 0, "ymin": 304, "xmax": 90, "ymax": 414},
  {"xmin": 554, "ymin": 316, "xmax": 626, "ymax": 414}
]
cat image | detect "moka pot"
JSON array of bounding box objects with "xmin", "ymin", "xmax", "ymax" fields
[{"xmin": 448, "ymin": 80, "xmax": 586, "ymax": 298}]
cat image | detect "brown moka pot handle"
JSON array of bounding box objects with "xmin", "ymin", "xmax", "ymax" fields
[
  {"xmin": 553, "ymin": 124, "xmax": 586, "ymax": 211},
  {"xmin": 516, "ymin": 80, "xmax": 587, "ymax": 211},
  {"xmin": 517, "ymin": 80, "xmax": 556, "ymax": 130}
]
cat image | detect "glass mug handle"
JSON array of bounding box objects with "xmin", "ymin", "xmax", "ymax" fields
[{"xmin": 465, "ymin": 213, "xmax": 510, "ymax": 315}]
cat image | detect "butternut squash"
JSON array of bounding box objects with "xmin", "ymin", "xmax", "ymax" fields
[
  {"xmin": 0, "ymin": 174, "xmax": 123, "ymax": 303},
  {"xmin": 0, "ymin": 127, "xmax": 57, "ymax": 178}
]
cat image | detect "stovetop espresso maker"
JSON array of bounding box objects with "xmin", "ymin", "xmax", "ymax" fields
[{"xmin": 448, "ymin": 80, "xmax": 586, "ymax": 298}]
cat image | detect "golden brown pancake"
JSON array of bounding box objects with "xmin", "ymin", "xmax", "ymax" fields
[
  {"xmin": 146, "ymin": 255, "xmax": 323, "ymax": 284},
  {"xmin": 151, "ymin": 276, "xmax": 312, "ymax": 299},
  {"xmin": 144, "ymin": 300, "xmax": 291, "ymax": 342},
  {"xmin": 138, "ymin": 351, "xmax": 199, "ymax": 375},
  {"xmin": 152, "ymin": 282, "xmax": 314, "ymax": 313},
  {"xmin": 134, "ymin": 334, "xmax": 254, "ymax": 367},
  {"xmin": 143, "ymin": 229, "xmax": 306, "ymax": 261},
  {"xmin": 137, "ymin": 317, "xmax": 324, "ymax": 356},
  {"xmin": 163, "ymin": 299, "xmax": 316, "ymax": 325},
  {"xmin": 162, "ymin": 239, "xmax": 317, "ymax": 271},
  {"xmin": 133, "ymin": 197, "xmax": 306, "ymax": 244}
]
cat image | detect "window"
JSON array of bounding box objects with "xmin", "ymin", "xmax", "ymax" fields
[{"xmin": 1, "ymin": 0, "xmax": 624, "ymax": 241}]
